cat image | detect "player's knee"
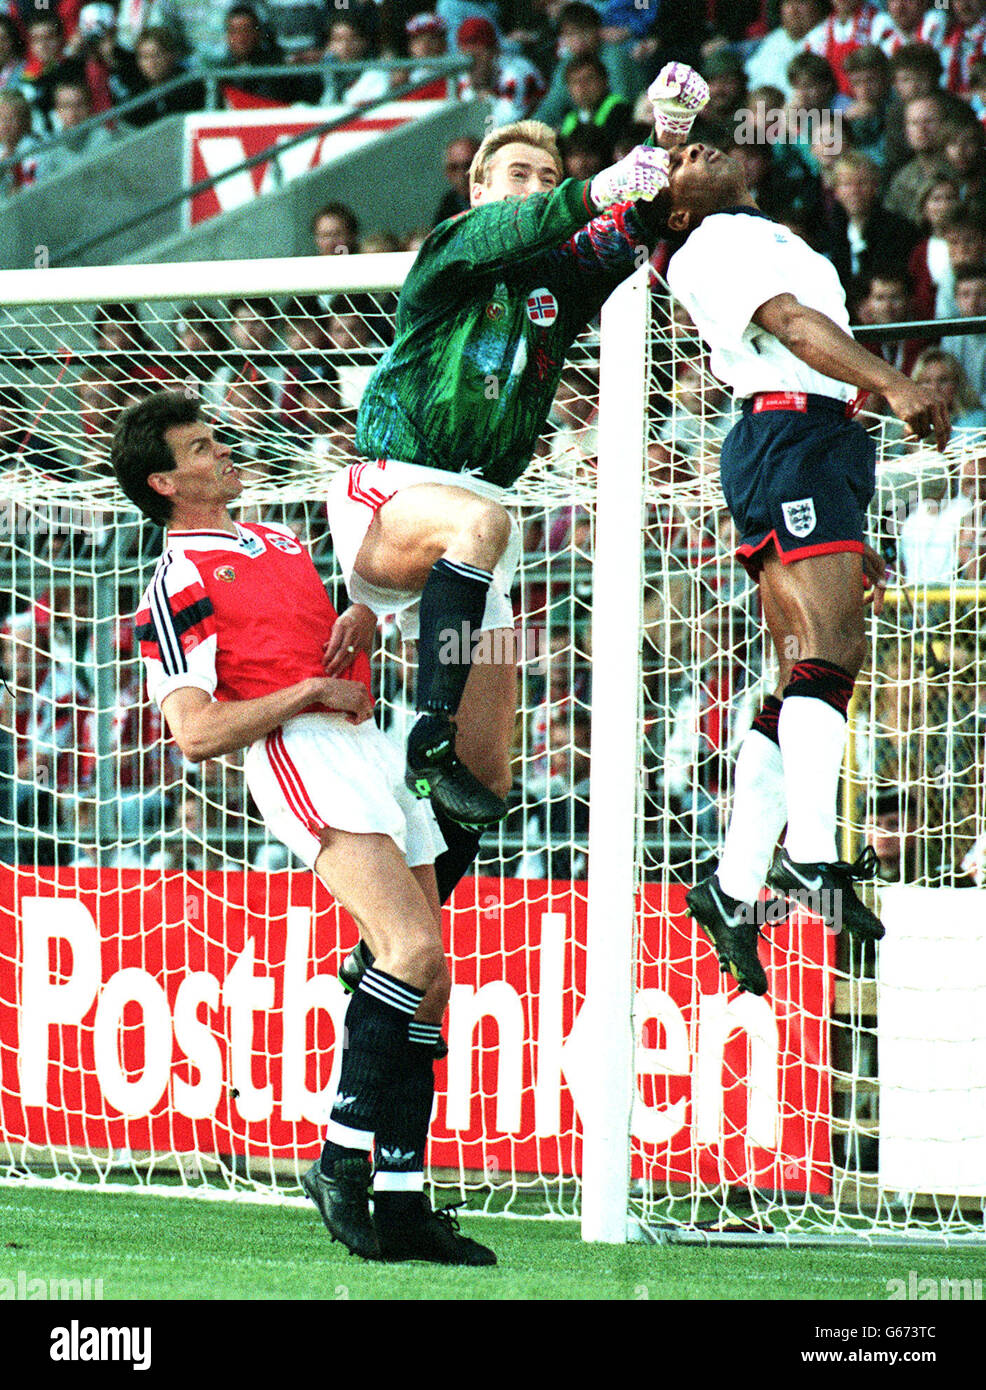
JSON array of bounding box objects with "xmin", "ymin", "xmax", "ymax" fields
[
  {"xmin": 425, "ymin": 959, "xmax": 451, "ymax": 1016},
  {"xmin": 452, "ymin": 497, "xmax": 511, "ymax": 563}
]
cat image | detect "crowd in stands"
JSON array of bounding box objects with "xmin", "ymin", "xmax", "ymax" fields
[{"xmin": 2, "ymin": 1, "xmax": 986, "ymax": 886}]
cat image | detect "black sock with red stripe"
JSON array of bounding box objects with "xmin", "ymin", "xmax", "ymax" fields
[
  {"xmin": 416, "ymin": 558, "xmax": 493, "ymax": 716},
  {"xmin": 782, "ymin": 659, "xmax": 854, "ymax": 717},
  {"xmin": 751, "ymin": 693, "xmax": 782, "ymax": 746}
]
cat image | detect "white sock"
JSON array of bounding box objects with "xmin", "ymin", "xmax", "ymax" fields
[
  {"xmin": 717, "ymin": 730, "xmax": 787, "ymax": 904},
  {"xmin": 778, "ymin": 696, "xmax": 848, "ymax": 863}
]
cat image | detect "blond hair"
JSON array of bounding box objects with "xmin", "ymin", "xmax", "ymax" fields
[{"xmin": 469, "ymin": 120, "xmax": 563, "ymax": 190}]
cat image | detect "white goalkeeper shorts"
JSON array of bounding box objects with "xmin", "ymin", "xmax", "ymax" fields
[
  {"xmin": 244, "ymin": 711, "xmax": 444, "ymax": 871},
  {"xmin": 326, "ymin": 458, "xmax": 521, "ymax": 640}
]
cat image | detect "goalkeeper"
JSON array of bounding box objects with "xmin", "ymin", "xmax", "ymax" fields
[
  {"xmin": 656, "ymin": 141, "xmax": 950, "ymax": 993},
  {"xmin": 326, "ymin": 64, "xmax": 709, "ymax": 930}
]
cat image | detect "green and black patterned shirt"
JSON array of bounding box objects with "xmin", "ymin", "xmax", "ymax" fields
[{"xmin": 355, "ymin": 177, "xmax": 663, "ymax": 488}]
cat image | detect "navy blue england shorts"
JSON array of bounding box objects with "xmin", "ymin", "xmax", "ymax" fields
[{"xmin": 719, "ymin": 392, "xmax": 876, "ymax": 578}]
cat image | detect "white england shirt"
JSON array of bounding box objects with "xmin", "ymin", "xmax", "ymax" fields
[{"xmin": 666, "ymin": 208, "xmax": 855, "ymax": 403}]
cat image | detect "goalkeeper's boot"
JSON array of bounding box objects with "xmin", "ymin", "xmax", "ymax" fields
[
  {"xmin": 302, "ymin": 1157, "xmax": 380, "ymax": 1260},
  {"xmin": 405, "ymin": 712, "xmax": 507, "ymax": 828},
  {"xmin": 768, "ymin": 846, "xmax": 885, "ymax": 942},
  {"xmin": 686, "ymin": 873, "xmax": 768, "ymax": 996},
  {"xmin": 373, "ymin": 1192, "xmax": 496, "ymax": 1266}
]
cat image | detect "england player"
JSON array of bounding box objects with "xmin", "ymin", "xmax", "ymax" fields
[
  {"xmin": 326, "ymin": 65, "xmax": 710, "ymax": 933},
  {"xmin": 112, "ymin": 390, "xmax": 495, "ymax": 1266},
  {"xmin": 656, "ymin": 143, "xmax": 950, "ymax": 993}
]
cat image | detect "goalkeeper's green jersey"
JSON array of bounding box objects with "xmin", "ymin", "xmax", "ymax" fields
[{"xmin": 354, "ymin": 177, "xmax": 664, "ymax": 489}]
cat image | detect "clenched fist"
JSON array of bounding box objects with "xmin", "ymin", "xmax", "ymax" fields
[
  {"xmin": 589, "ymin": 145, "xmax": 671, "ymax": 210},
  {"xmin": 648, "ymin": 62, "xmax": 710, "ymax": 141}
]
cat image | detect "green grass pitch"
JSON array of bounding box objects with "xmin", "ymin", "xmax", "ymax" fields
[{"xmin": 1, "ymin": 1185, "xmax": 984, "ymax": 1301}]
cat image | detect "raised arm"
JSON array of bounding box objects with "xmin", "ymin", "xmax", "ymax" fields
[
  {"xmin": 752, "ymin": 293, "xmax": 951, "ymax": 450},
  {"xmin": 161, "ymin": 680, "xmax": 373, "ymax": 764}
]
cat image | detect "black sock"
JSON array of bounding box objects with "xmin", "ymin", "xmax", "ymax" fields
[
  {"xmin": 416, "ymin": 557, "xmax": 492, "ymax": 715},
  {"xmin": 433, "ymin": 803, "xmax": 482, "ymax": 904},
  {"xmin": 320, "ymin": 967, "xmax": 424, "ymax": 1174},
  {"xmin": 373, "ymin": 1020, "xmax": 439, "ymax": 1199}
]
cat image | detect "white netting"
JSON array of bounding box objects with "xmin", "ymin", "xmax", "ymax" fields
[{"xmin": 0, "ymin": 262, "xmax": 983, "ymax": 1240}]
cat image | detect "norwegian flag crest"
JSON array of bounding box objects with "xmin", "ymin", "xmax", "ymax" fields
[{"xmin": 526, "ymin": 288, "xmax": 558, "ymax": 327}]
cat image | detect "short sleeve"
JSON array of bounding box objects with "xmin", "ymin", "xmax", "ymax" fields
[
  {"xmin": 667, "ymin": 215, "xmax": 794, "ymax": 349},
  {"xmin": 135, "ymin": 551, "xmax": 218, "ymax": 710}
]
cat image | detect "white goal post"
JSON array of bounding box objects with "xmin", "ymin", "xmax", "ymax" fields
[{"xmin": 0, "ymin": 252, "xmax": 984, "ymax": 1247}]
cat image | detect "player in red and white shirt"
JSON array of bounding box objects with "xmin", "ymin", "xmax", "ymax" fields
[
  {"xmin": 112, "ymin": 389, "xmax": 494, "ymax": 1269},
  {"xmin": 804, "ymin": 0, "xmax": 897, "ymax": 93}
]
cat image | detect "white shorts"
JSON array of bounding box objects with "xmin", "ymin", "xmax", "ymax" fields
[
  {"xmin": 244, "ymin": 711, "xmax": 444, "ymax": 871},
  {"xmin": 325, "ymin": 459, "xmax": 522, "ymax": 640}
]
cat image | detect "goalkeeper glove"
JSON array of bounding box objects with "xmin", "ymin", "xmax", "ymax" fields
[
  {"xmin": 648, "ymin": 62, "xmax": 710, "ymax": 141},
  {"xmin": 589, "ymin": 145, "xmax": 670, "ymax": 211}
]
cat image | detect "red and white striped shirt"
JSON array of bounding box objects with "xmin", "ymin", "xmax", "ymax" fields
[
  {"xmin": 136, "ymin": 520, "xmax": 371, "ymax": 714},
  {"xmin": 804, "ymin": 3, "xmax": 897, "ymax": 92}
]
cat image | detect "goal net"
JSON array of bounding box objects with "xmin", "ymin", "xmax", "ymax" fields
[{"xmin": 0, "ymin": 255, "xmax": 983, "ymax": 1243}]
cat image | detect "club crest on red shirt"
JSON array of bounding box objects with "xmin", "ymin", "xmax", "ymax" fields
[{"xmin": 214, "ymin": 565, "xmax": 236, "ymax": 582}]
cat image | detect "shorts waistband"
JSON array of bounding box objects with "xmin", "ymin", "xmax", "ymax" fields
[{"xmin": 742, "ymin": 391, "xmax": 856, "ymax": 418}]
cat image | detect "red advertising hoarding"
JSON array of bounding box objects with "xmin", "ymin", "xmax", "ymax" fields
[{"xmin": 0, "ymin": 868, "xmax": 833, "ymax": 1191}]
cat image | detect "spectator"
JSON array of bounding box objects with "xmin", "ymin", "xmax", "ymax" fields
[
  {"xmin": 556, "ymin": 53, "xmax": 631, "ymax": 149},
  {"xmin": 0, "ymin": 13, "xmax": 26, "ymax": 92},
  {"xmin": 558, "ymin": 122, "xmax": 609, "ymax": 181},
  {"xmin": 534, "ymin": 1, "xmax": 633, "ymax": 126},
  {"xmin": 215, "ymin": 4, "xmax": 310, "ymax": 105},
  {"xmin": 842, "ymin": 43, "xmax": 891, "ymax": 164},
  {"xmin": 174, "ymin": 301, "xmax": 228, "ymax": 409},
  {"xmin": 311, "ymin": 200, "xmax": 359, "ymax": 255},
  {"xmin": 883, "ymin": 92, "xmax": 954, "ymax": 226},
  {"xmin": 865, "ymin": 787, "xmax": 924, "ymax": 882},
  {"xmin": 93, "ymin": 301, "xmax": 168, "ymax": 385},
  {"xmin": 856, "ymin": 267, "xmax": 925, "ymax": 375},
  {"xmin": 828, "ymin": 151, "xmax": 920, "ymax": 293},
  {"xmin": 21, "ymin": 15, "xmax": 87, "ymax": 129},
  {"xmin": 0, "ymin": 89, "xmax": 39, "ymax": 195},
  {"xmin": 117, "ymin": 0, "xmax": 250, "ymax": 66},
  {"xmin": 360, "ymin": 230, "xmax": 402, "ymax": 253},
  {"xmin": 454, "ymin": 15, "xmax": 545, "ymax": 125},
  {"xmin": 884, "ymin": 41, "xmax": 944, "ymax": 173},
  {"xmin": 336, "ymin": 12, "xmax": 451, "ymax": 106},
  {"xmin": 326, "ymin": 290, "xmax": 384, "ymax": 407},
  {"xmin": 785, "ymin": 52, "xmax": 849, "ymax": 160},
  {"xmin": 0, "ymin": 383, "xmax": 56, "ymax": 472},
  {"xmin": 898, "ymin": 411, "xmax": 985, "ymax": 580},
  {"xmin": 73, "ymin": 2, "xmax": 140, "ymax": 113},
  {"xmin": 881, "ymin": 0, "xmax": 948, "ymax": 56},
  {"xmin": 516, "ymin": 709, "xmax": 590, "ymax": 880},
  {"xmin": 745, "ymin": 0, "xmax": 827, "ymax": 99},
  {"xmin": 908, "ymin": 178, "xmax": 963, "ymax": 318},
  {"xmin": 694, "ymin": 48, "xmax": 747, "ymax": 146},
  {"xmin": 912, "ymin": 347, "xmax": 986, "ymax": 431},
  {"xmin": 279, "ymin": 293, "xmax": 330, "ymax": 431},
  {"xmin": 264, "ymin": 0, "xmax": 327, "ymax": 63},
  {"xmin": 730, "ymin": 129, "xmax": 825, "ymax": 232},
  {"xmin": 942, "ymin": 111, "xmax": 986, "ymax": 208},
  {"xmin": 941, "ymin": 263, "xmax": 986, "ymax": 396},
  {"xmin": 803, "ymin": 0, "xmax": 896, "ymax": 96},
  {"xmin": 35, "ymin": 78, "xmax": 115, "ymax": 179},
  {"xmin": 432, "ymin": 134, "xmax": 478, "ymax": 224},
  {"xmin": 941, "ymin": 0, "xmax": 986, "ymax": 95},
  {"xmin": 651, "ymin": 359, "xmax": 736, "ymax": 473},
  {"xmin": 323, "ymin": 12, "xmax": 377, "ymax": 104},
  {"xmin": 936, "ymin": 208, "xmax": 986, "ymax": 319},
  {"xmin": 217, "ymin": 294, "xmax": 284, "ymax": 419},
  {"xmin": 126, "ymin": 25, "xmax": 205, "ymax": 126}
]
